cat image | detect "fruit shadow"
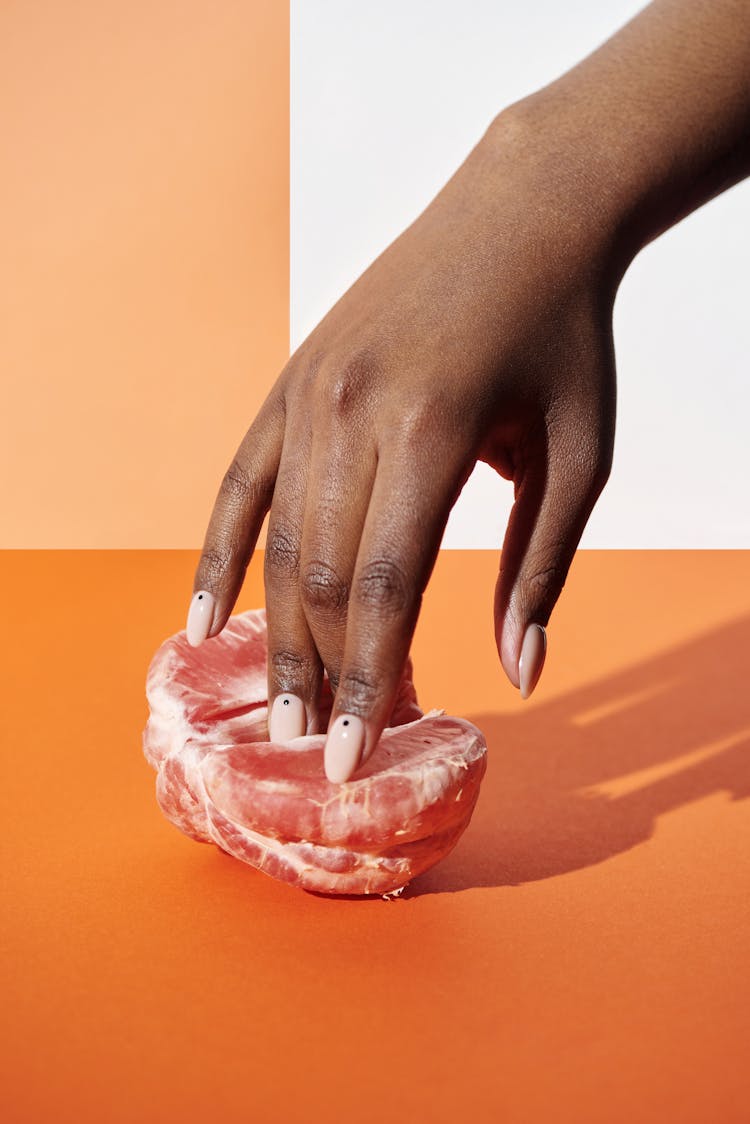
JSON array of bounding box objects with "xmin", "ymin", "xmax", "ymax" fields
[{"xmin": 408, "ymin": 614, "xmax": 750, "ymax": 896}]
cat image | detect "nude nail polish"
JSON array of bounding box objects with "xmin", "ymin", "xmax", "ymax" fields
[
  {"xmin": 519, "ymin": 623, "xmax": 547, "ymax": 699},
  {"xmin": 324, "ymin": 715, "xmax": 365, "ymax": 784},
  {"xmin": 269, "ymin": 693, "xmax": 306, "ymax": 743},
  {"xmin": 186, "ymin": 590, "xmax": 215, "ymax": 646}
]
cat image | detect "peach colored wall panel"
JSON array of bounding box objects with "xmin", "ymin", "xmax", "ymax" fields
[{"xmin": 1, "ymin": 0, "xmax": 288, "ymax": 546}]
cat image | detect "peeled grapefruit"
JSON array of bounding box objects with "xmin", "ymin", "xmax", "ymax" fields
[{"xmin": 143, "ymin": 609, "xmax": 487, "ymax": 896}]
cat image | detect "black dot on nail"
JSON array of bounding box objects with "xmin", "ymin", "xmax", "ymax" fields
[
  {"xmin": 283, "ymin": 698, "xmax": 289, "ymax": 705},
  {"xmin": 198, "ymin": 594, "xmax": 203, "ymax": 600},
  {"xmin": 343, "ymin": 719, "xmax": 349, "ymax": 726}
]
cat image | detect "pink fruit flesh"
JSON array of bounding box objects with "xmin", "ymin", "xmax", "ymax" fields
[{"xmin": 143, "ymin": 609, "xmax": 487, "ymax": 896}]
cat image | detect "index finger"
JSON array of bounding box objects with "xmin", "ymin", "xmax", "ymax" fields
[
  {"xmin": 323, "ymin": 435, "xmax": 475, "ymax": 783},
  {"xmin": 186, "ymin": 390, "xmax": 286, "ymax": 645}
]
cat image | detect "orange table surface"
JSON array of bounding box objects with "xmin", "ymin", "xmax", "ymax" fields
[{"xmin": 2, "ymin": 549, "xmax": 749, "ymax": 1124}]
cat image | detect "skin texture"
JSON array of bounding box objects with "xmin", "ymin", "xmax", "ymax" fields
[{"xmin": 190, "ymin": 0, "xmax": 750, "ymax": 782}]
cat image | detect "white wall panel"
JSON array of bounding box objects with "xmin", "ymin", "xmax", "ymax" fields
[{"xmin": 291, "ymin": 0, "xmax": 750, "ymax": 546}]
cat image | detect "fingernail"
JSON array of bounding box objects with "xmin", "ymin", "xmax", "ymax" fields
[
  {"xmin": 324, "ymin": 715, "xmax": 365, "ymax": 784},
  {"xmin": 186, "ymin": 590, "xmax": 215, "ymax": 646},
  {"xmin": 269, "ymin": 693, "xmax": 306, "ymax": 743},
  {"xmin": 519, "ymin": 623, "xmax": 547, "ymax": 699}
]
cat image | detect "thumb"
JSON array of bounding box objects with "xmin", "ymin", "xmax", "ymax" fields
[{"xmin": 494, "ymin": 423, "xmax": 610, "ymax": 698}]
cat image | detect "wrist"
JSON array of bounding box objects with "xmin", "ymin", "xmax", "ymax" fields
[
  {"xmin": 485, "ymin": 0, "xmax": 750, "ymax": 288},
  {"xmin": 481, "ymin": 97, "xmax": 641, "ymax": 298}
]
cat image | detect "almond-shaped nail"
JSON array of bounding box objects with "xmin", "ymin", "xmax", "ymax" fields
[
  {"xmin": 324, "ymin": 715, "xmax": 365, "ymax": 784},
  {"xmin": 186, "ymin": 590, "xmax": 215, "ymax": 646},
  {"xmin": 269, "ymin": 693, "xmax": 306, "ymax": 743},
  {"xmin": 519, "ymin": 623, "xmax": 547, "ymax": 699}
]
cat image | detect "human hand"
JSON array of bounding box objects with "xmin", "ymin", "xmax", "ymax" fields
[{"xmin": 186, "ymin": 106, "xmax": 616, "ymax": 783}]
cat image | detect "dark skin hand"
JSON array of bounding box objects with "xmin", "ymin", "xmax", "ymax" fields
[{"xmin": 186, "ymin": 0, "xmax": 750, "ymax": 783}]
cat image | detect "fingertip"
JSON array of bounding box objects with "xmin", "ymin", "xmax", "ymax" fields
[
  {"xmin": 324, "ymin": 714, "xmax": 365, "ymax": 784},
  {"xmin": 186, "ymin": 590, "xmax": 216, "ymax": 646},
  {"xmin": 519, "ymin": 623, "xmax": 547, "ymax": 699},
  {"xmin": 495, "ymin": 609, "xmax": 522, "ymax": 691},
  {"xmin": 502, "ymin": 650, "xmax": 521, "ymax": 691},
  {"xmin": 268, "ymin": 693, "xmax": 306, "ymax": 743}
]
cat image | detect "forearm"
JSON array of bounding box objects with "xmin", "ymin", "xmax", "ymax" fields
[{"xmin": 491, "ymin": 0, "xmax": 750, "ymax": 284}]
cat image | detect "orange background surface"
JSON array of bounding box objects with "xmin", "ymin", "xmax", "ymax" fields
[
  {"xmin": 1, "ymin": 0, "xmax": 288, "ymax": 547},
  {"xmin": 2, "ymin": 549, "xmax": 749, "ymax": 1123}
]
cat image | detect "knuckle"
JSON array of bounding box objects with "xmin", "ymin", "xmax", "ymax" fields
[
  {"xmin": 270, "ymin": 649, "xmax": 305, "ymax": 676},
  {"xmin": 404, "ymin": 406, "xmax": 435, "ymax": 444},
  {"xmin": 324, "ymin": 349, "xmax": 381, "ymax": 418},
  {"xmin": 355, "ymin": 558, "xmax": 410, "ymax": 616},
  {"xmin": 526, "ymin": 562, "xmax": 565, "ymax": 607},
  {"xmin": 338, "ymin": 666, "xmax": 380, "ymax": 712},
  {"xmin": 265, "ymin": 525, "xmax": 301, "ymax": 581},
  {"xmin": 199, "ymin": 548, "xmax": 232, "ymax": 588},
  {"xmin": 219, "ymin": 459, "xmax": 260, "ymax": 507},
  {"xmin": 270, "ymin": 649, "xmax": 309, "ymax": 690},
  {"xmin": 300, "ymin": 560, "xmax": 349, "ymax": 616},
  {"xmin": 326, "ymin": 374, "xmax": 362, "ymax": 419},
  {"xmin": 399, "ymin": 392, "xmax": 463, "ymax": 446}
]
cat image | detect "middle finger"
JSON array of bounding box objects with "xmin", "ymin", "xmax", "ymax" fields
[{"xmin": 298, "ymin": 388, "xmax": 377, "ymax": 698}]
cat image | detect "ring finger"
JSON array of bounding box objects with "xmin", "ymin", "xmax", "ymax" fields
[{"xmin": 297, "ymin": 408, "xmax": 377, "ymax": 700}]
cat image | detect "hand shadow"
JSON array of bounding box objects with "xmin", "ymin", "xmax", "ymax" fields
[{"xmin": 411, "ymin": 615, "xmax": 750, "ymax": 895}]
